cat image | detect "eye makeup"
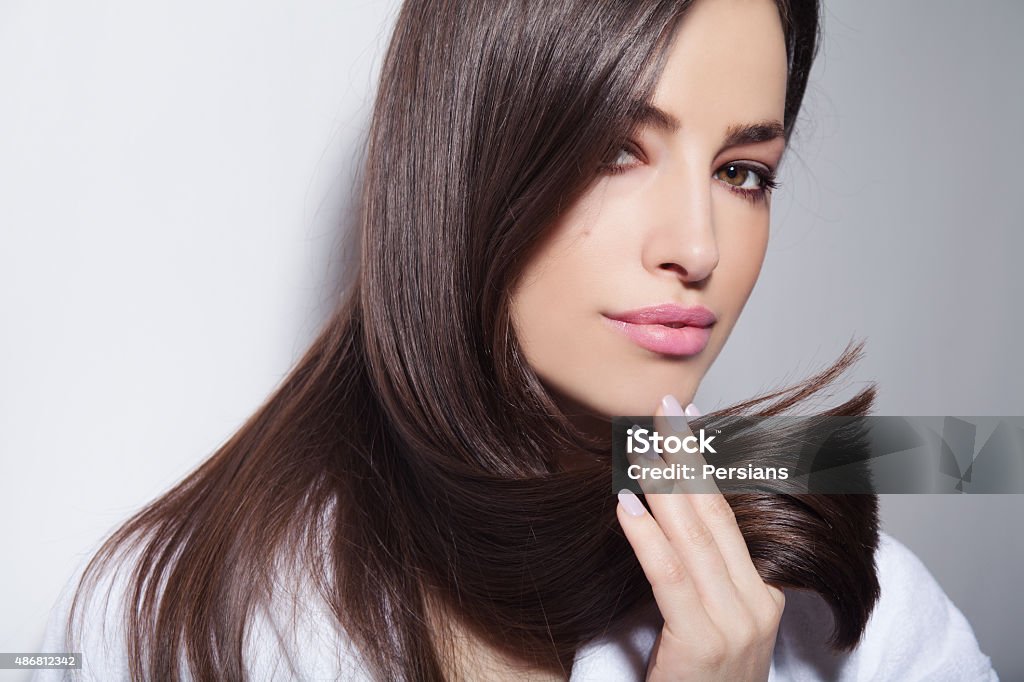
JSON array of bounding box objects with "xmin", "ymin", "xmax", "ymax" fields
[
  {"xmin": 597, "ymin": 142, "xmax": 780, "ymax": 205},
  {"xmin": 713, "ymin": 161, "xmax": 779, "ymax": 205}
]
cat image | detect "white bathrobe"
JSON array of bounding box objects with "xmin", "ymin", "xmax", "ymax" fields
[{"xmin": 34, "ymin": 531, "xmax": 999, "ymax": 681}]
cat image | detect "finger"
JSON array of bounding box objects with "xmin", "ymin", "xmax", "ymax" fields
[
  {"xmin": 615, "ymin": 488, "xmax": 716, "ymax": 636},
  {"xmin": 644, "ymin": 493, "xmax": 747, "ymax": 621},
  {"xmin": 656, "ymin": 396, "xmax": 780, "ymax": 601},
  {"xmin": 645, "ymin": 396, "xmax": 749, "ymax": 619},
  {"xmin": 687, "ymin": 483, "xmax": 772, "ymax": 600},
  {"xmin": 624, "ymin": 426, "xmax": 676, "ymax": 496},
  {"xmin": 652, "ymin": 394, "xmax": 717, "ymax": 494}
]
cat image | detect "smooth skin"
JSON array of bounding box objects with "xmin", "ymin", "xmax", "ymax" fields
[{"xmin": 510, "ymin": 0, "xmax": 788, "ymax": 426}]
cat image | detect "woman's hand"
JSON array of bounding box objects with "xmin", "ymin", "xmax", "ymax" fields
[{"xmin": 615, "ymin": 394, "xmax": 785, "ymax": 681}]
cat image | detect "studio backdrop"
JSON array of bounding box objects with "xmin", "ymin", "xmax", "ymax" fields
[{"xmin": 1, "ymin": 1, "xmax": 1021, "ymax": 679}]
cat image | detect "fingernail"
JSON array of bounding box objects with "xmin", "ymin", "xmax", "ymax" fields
[
  {"xmin": 661, "ymin": 394, "xmax": 688, "ymax": 432},
  {"xmin": 684, "ymin": 402, "xmax": 702, "ymax": 417},
  {"xmin": 618, "ymin": 489, "xmax": 646, "ymax": 517}
]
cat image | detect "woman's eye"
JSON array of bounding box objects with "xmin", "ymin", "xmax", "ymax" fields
[
  {"xmin": 610, "ymin": 148, "xmax": 639, "ymax": 166},
  {"xmin": 599, "ymin": 143, "xmax": 643, "ymax": 175},
  {"xmin": 714, "ymin": 164, "xmax": 762, "ymax": 189}
]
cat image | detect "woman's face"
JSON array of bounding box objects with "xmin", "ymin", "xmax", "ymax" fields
[{"xmin": 510, "ymin": 0, "xmax": 788, "ymax": 423}]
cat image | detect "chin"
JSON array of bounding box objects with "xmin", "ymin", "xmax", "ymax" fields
[
  {"xmin": 551, "ymin": 382, "xmax": 687, "ymax": 421},
  {"xmin": 537, "ymin": 350, "xmax": 713, "ymax": 420}
]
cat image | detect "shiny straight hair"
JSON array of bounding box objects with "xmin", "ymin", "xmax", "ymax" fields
[{"xmin": 66, "ymin": 0, "xmax": 880, "ymax": 680}]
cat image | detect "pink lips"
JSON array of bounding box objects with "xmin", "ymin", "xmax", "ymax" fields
[{"xmin": 603, "ymin": 303, "xmax": 717, "ymax": 356}]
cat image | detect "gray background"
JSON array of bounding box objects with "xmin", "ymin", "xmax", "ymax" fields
[{"xmin": 1, "ymin": 1, "xmax": 1020, "ymax": 679}]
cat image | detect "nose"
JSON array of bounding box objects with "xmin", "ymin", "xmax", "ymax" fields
[{"xmin": 642, "ymin": 172, "xmax": 719, "ymax": 284}]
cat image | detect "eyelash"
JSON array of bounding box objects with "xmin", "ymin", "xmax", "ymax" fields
[{"xmin": 598, "ymin": 143, "xmax": 780, "ymax": 205}]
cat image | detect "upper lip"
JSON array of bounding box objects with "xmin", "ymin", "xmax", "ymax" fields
[{"xmin": 605, "ymin": 303, "xmax": 717, "ymax": 328}]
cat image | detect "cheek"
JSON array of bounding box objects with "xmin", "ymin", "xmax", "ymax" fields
[
  {"xmin": 511, "ymin": 191, "xmax": 625, "ymax": 343},
  {"xmin": 508, "ymin": 196, "xmax": 771, "ymax": 419},
  {"xmin": 510, "ymin": 233, "xmax": 606, "ymax": 377},
  {"xmin": 702, "ymin": 204, "xmax": 770, "ymax": 360},
  {"xmin": 717, "ymin": 205, "xmax": 770, "ymax": 306},
  {"xmin": 509, "ymin": 215, "xmax": 633, "ymax": 413}
]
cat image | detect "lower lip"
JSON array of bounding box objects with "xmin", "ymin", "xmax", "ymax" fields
[{"xmin": 602, "ymin": 316, "xmax": 712, "ymax": 356}]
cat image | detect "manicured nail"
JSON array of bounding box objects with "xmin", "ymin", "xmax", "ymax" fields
[
  {"xmin": 684, "ymin": 402, "xmax": 702, "ymax": 417},
  {"xmin": 618, "ymin": 488, "xmax": 646, "ymax": 517},
  {"xmin": 661, "ymin": 394, "xmax": 688, "ymax": 432}
]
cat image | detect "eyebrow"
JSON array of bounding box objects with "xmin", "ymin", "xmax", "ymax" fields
[
  {"xmin": 721, "ymin": 120, "xmax": 786, "ymax": 148},
  {"xmin": 630, "ymin": 102, "xmax": 682, "ymax": 133},
  {"xmin": 628, "ymin": 102, "xmax": 786, "ymax": 149}
]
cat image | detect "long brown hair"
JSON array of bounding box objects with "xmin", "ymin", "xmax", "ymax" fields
[{"xmin": 66, "ymin": 0, "xmax": 880, "ymax": 680}]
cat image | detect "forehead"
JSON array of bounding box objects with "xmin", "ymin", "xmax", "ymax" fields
[{"xmin": 651, "ymin": 0, "xmax": 788, "ymax": 132}]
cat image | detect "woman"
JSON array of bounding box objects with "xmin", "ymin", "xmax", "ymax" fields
[{"xmin": 37, "ymin": 0, "xmax": 997, "ymax": 680}]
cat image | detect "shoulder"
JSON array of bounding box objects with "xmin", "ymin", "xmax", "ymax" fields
[
  {"xmin": 245, "ymin": 560, "xmax": 377, "ymax": 680},
  {"xmin": 34, "ymin": 536, "xmax": 375, "ymax": 681},
  {"xmin": 770, "ymin": 531, "xmax": 998, "ymax": 681},
  {"xmin": 32, "ymin": 545, "xmax": 136, "ymax": 681}
]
